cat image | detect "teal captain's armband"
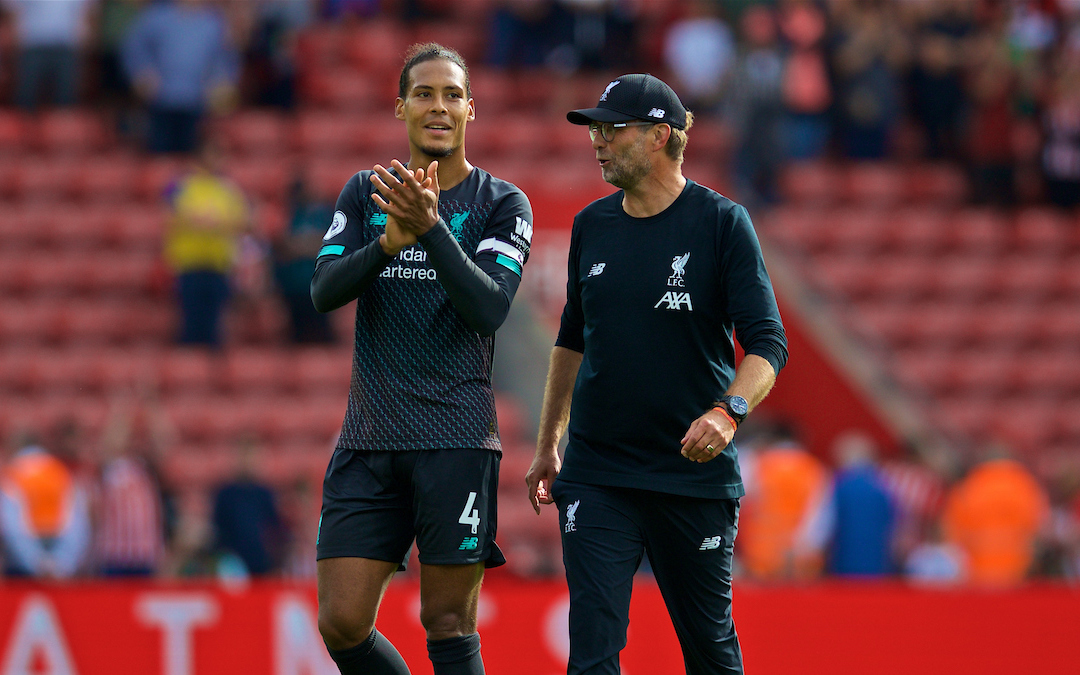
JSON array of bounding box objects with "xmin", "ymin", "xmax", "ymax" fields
[
  {"xmin": 318, "ymin": 245, "xmax": 345, "ymax": 257},
  {"xmin": 495, "ymin": 253, "xmax": 522, "ymax": 276}
]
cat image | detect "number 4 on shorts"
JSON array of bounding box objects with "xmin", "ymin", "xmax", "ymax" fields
[{"xmin": 459, "ymin": 491, "xmax": 481, "ymax": 534}]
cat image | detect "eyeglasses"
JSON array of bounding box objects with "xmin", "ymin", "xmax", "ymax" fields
[{"xmin": 588, "ymin": 121, "xmax": 656, "ymax": 143}]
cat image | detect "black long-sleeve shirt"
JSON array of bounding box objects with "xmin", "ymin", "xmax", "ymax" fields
[
  {"xmin": 312, "ymin": 168, "xmax": 532, "ymax": 452},
  {"xmin": 556, "ymin": 181, "xmax": 787, "ymax": 498}
]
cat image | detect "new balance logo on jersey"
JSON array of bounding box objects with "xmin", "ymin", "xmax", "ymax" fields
[
  {"xmin": 648, "ymin": 108, "xmax": 666, "ymax": 119},
  {"xmin": 699, "ymin": 536, "xmax": 723, "ymax": 551},
  {"xmin": 588, "ymin": 263, "xmax": 606, "ymax": 277},
  {"xmin": 565, "ymin": 500, "xmax": 580, "ymax": 533},
  {"xmin": 459, "ymin": 537, "xmax": 479, "ymax": 550},
  {"xmin": 600, "ymin": 80, "xmax": 620, "ymax": 101},
  {"xmin": 655, "ymin": 292, "xmax": 693, "ymax": 311},
  {"xmin": 369, "ymin": 212, "xmax": 387, "ymax": 227},
  {"xmin": 324, "ymin": 211, "xmax": 347, "ymax": 240}
]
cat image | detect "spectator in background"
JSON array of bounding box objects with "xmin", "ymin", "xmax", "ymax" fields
[
  {"xmin": 547, "ymin": 0, "xmax": 638, "ymax": 73},
  {"xmin": 272, "ymin": 174, "xmax": 336, "ymax": 344},
  {"xmin": 210, "ymin": 436, "xmax": 285, "ymax": 576},
  {"xmin": 243, "ymin": 0, "xmax": 314, "ymax": 110},
  {"xmin": 907, "ymin": 0, "xmax": 972, "ymax": 161},
  {"xmin": 163, "ymin": 138, "xmax": 250, "ymax": 347},
  {"xmin": 662, "ymin": 0, "xmax": 735, "ymax": 114},
  {"xmin": 778, "ymin": 0, "xmax": 832, "ymax": 160},
  {"xmin": 966, "ymin": 18, "xmax": 1020, "ymax": 206},
  {"xmin": 942, "ymin": 454, "xmax": 1049, "ymax": 587},
  {"xmin": 879, "ymin": 437, "xmax": 947, "ymax": 570},
  {"xmin": 723, "ymin": 4, "xmax": 785, "ymax": 207},
  {"xmin": 829, "ymin": 0, "xmax": 907, "ymax": 159},
  {"xmin": 737, "ymin": 424, "xmax": 831, "ymax": 581},
  {"xmin": 122, "ymin": 0, "xmax": 240, "ymax": 154},
  {"xmin": 93, "ymin": 388, "xmax": 174, "ymax": 577},
  {"xmin": 3, "ymin": 0, "xmax": 96, "ymax": 110},
  {"xmin": 825, "ymin": 431, "xmax": 895, "ymax": 576},
  {"xmin": 0, "ymin": 432, "xmax": 92, "ymax": 578},
  {"xmin": 486, "ymin": 0, "xmax": 560, "ymax": 68},
  {"xmin": 97, "ymin": 0, "xmax": 147, "ymax": 143},
  {"xmin": 904, "ymin": 521, "xmax": 967, "ymax": 585},
  {"xmin": 1041, "ymin": 60, "xmax": 1080, "ymax": 209}
]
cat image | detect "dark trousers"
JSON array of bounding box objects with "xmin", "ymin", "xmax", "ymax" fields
[
  {"xmin": 176, "ymin": 270, "xmax": 230, "ymax": 346},
  {"xmin": 552, "ymin": 480, "xmax": 743, "ymax": 675},
  {"xmin": 15, "ymin": 45, "xmax": 79, "ymax": 109},
  {"xmin": 148, "ymin": 106, "xmax": 203, "ymax": 154}
]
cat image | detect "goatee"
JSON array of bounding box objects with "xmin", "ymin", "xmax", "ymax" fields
[{"xmin": 421, "ymin": 145, "xmax": 456, "ymax": 158}]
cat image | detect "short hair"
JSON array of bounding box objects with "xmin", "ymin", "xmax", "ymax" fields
[
  {"xmin": 398, "ymin": 42, "xmax": 471, "ymax": 99},
  {"xmin": 664, "ymin": 110, "xmax": 694, "ymax": 163}
]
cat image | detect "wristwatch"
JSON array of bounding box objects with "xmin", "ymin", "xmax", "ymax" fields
[{"xmin": 715, "ymin": 395, "xmax": 748, "ymax": 426}]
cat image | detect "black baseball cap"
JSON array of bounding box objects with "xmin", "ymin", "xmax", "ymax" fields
[{"xmin": 567, "ymin": 73, "xmax": 688, "ymax": 130}]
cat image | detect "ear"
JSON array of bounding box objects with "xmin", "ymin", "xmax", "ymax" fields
[
  {"xmin": 395, "ymin": 97, "xmax": 405, "ymax": 120},
  {"xmin": 467, "ymin": 97, "xmax": 476, "ymax": 122},
  {"xmin": 652, "ymin": 124, "xmax": 672, "ymax": 151}
]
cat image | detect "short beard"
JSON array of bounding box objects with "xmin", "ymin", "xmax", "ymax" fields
[
  {"xmin": 603, "ymin": 150, "xmax": 651, "ymax": 190},
  {"xmin": 420, "ymin": 144, "xmax": 456, "ymax": 158}
]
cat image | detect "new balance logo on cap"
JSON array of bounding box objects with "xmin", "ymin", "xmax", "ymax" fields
[
  {"xmin": 648, "ymin": 108, "xmax": 665, "ymax": 118},
  {"xmin": 699, "ymin": 536, "xmax": 722, "ymax": 551}
]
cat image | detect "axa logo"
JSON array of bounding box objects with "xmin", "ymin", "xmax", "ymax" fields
[
  {"xmin": 648, "ymin": 108, "xmax": 666, "ymax": 119},
  {"xmin": 655, "ymin": 291, "xmax": 693, "ymax": 311},
  {"xmin": 699, "ymin": 536, "xmax": 722, "ymax": 551},
  {"xmin": 565, "ymin": 500, "xmax": 580, "ymax": 533},
  {"xmin": 600, "ymin": 80, "xmax": 620, "ymax": 101},
  {"xmin": 324, "ymin": 211, "xmax": 347, "ymax": 240},
  {"xmin": 588, "ymin": 262, "xmax": 606, "ymax": 277},
  {"xmin": 668, "ymin": 251, "xmax": 689, "ymax": 287},
  {"xmin": 514, "ymin": 216, "xmax": 533, "ymax": 244}
]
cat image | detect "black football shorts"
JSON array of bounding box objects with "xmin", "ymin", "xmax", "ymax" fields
[{"xmin": 316, "ymin": 447, "xmax": 505, "ymax": 569}]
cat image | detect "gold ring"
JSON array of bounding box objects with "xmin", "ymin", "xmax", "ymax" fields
[{"xmin": 706, "ymin": 444, "xmax": 715, "ymax": 453}]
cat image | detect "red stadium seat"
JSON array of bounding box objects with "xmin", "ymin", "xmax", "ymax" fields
[
  {"xmin": 342, "ymin": 20, "xmax": 409, "ymax": 72},
  {"xmin": 779, "ymin": 161, "xmax": 841, "ymax": 205},
  {"xmin": 934, "ymin": 396, "xmax": 993, "ymax": 439},
  {"xmin": 807, "ymin": 254, "xmax": 869, "ymax": 298},
  {"xmin": 215, "ymin": 111, "xmax": 290, "ymax": 156},
  {"xmin": 296, "ymin": 24, "xmax": 347, "ymax": 71},
  {"xmin": 36, "ymin": 110, "xmax": 110, "ymax": 154},
  {"xmin": 11, "ymin": 158, "xmax": 79, "ymax": 201},
  {"xmin": 946, "ymin": 349, "xmax": 1019, "ymax": 395},
  {"xmin": 842, "ymin": 163, "xmax": 903, "ymax": 205},
  {"xmin": 883, "ymin": 207, "xmax": 948, "ymax": 253},
  {"xmin": 1014, "ymin": 348, "xmax": 1080, "ymax": 396},
  {"xmin": 293, "ymin": 347, "xmax": 352, "ymax": 395},
  {"xmin": 0, "ymin": 109, "xmax": 29, "ymax": 155},
  {"xmin": 992, "ymin": 255, "xmax": 1059, "ymax": 300},
  {"xmin": 0, "ymin": 300, "xmax": 65, "ymax": 344},
  {"xmin": 73, "ymin": 153, "xmax": 141, "ymax": 203},
  {"xmin": 221, "ymin": 348, "xmax": 294, "ymax": 394},
  {"xmin": 906, "ymin": 163, "xmax": 968, "ymax": 204},
  {"xmin": 1012, "ymin": 208, "xmax": 1070, "ymax": 253},
  {"xmin": 225, "ymin": 157, "xmax": 293, "ymax": 203},
  {"xmin": 890, "ymin": 348, "xmax": 954, "ymax": 394},
  {"xmin": 1037, "ymin": 303, "xmax": 1080, "ymax": 346},
  {"xmin": 103, "ymin": 205, "xmax": 169, "ymax": 252},
  {"xmin": 948, "ymin": 209, "xmax": 1007, "ymax": 253},
  {"xmin": 969, "ymin": 302, "xmax": 1039, "ymax": 347},
  {"xmin": 931, "ymin": 255, "xmax": 996, "ymax": 300},
  {"xmin": 860, "ymin": 254, "xmax": 937, "ymax": 300},
  {"xmin": 157, "ymin": 348, "xmax": 220, "ymax": 394},
  {"xmin": 293, "ymin": 110, "xmax": 364, "ymax": 155},
  {"xmin": 135, "ymin": 157, "xmax": 186, "ymax": 202}
]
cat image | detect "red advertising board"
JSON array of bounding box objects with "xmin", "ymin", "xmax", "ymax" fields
[{"xmin": 0, "ymin": 579, "xmax": 1077, "ymax": 675}]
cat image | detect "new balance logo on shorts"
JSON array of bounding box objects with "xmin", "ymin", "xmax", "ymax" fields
[
  {"xmin": 565, "ymin": 500, "xmax": 580, "ymax": 533},
  {"xmin": 699, "ymin": 536, "xmax": 723, "ymax": 551},
  {"xmin": 459, "ymin": 537, "xmax": 479, "ymax": 550}
]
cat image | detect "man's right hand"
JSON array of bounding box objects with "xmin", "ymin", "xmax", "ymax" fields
[{"xmin": 526, "ymin": 449, "xmax": 561, "ymax": 515}]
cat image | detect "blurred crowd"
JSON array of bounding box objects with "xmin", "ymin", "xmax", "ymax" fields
[
  {"xmin": 0, "ymin": 0, "xmax": 1078, "ymax": 209},
  {"xmin": 5, "ymin": 400, "xmax": 1080, "ymax": 586},
  {"xmin": 0, "ymin": 387, "xmax": 319, "ymax": 582},
  {"xmin": 730, "ymin": 421, "xmax": 1080, "ymax": 587}
]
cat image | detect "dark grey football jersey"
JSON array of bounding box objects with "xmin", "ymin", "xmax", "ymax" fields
[{"xmin": 319, "ymin": 167, "xmax": 532, "ymax": 452}]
